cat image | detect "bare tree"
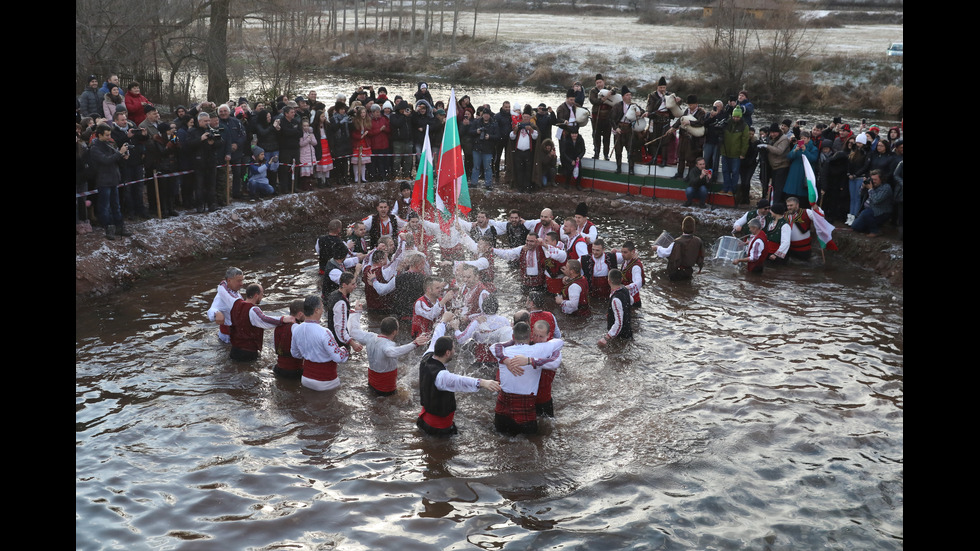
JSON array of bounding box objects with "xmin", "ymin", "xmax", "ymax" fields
[
  {"xmin": 697, "ymin": 0, "xmax": 753, "ymax": 92},
  {"xmin": 754, "ymin": 2, "xmax": 815, "ymax": 95}
]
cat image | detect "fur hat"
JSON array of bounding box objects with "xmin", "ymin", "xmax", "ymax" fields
[
  {"xmin": 686, "ymin": 94, "xmax": 698, "ymax": 104},
  {"xmin": 621, "ymin": 86, "xmax": 631, "ymax": 96},
  {"xmin": 567, "ymin": 88, "xmax": 577, "ymax": 98},
  {"xmin": 575, "ymin": 202, "xmax": 588, "ymax": 217},
  {"xmin": 596, "ymin": 74, "xmax": 604, "ymax": 81},
  {"xmin": 658, "ymin": 76, "xmax": 667, "ymax": 86}
]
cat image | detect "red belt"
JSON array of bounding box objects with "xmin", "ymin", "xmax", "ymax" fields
[
  {"xmin": 368, "ymin": 368, "xmax": 397, "ymax": 393},
  {"xmin": 419, "ymin": 407, "xmax": 454, "ymax": 429},
  {"xmin": 302, "ymin": 360, "xmax": 337, "ymax": 381},
  {"xmin": 495, "ymin": 392, "xmax": 537, "ymax": 424},
  {"xmin": 219, "ymin": 324, "xmax": 231, "ymax": 335}
]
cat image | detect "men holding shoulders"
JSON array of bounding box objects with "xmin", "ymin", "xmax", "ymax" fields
[
  {"xmin": 417, "ymin": 313, "xmax": 501, "ymax": 436},
  {"xmin": 273, "ymin": 299, "xmax": 306, "ymax": 379},
  {"xmin": 582, "ymin": 238, "xmax": 618, "ymax": 298},
  {"xmin": 491, "ymin": 321, "xmax": 564, "ymax": 435},
  {"xmin": 493, "ymin": 232, "xmax": 547, "ymax": 295},
  {"xmin": 412, "ymin": 276, "xmax": 455, "ymax": 338},
  {"xmin": 291, "ymin": 295, "xmax": 351, "ymax": 391},
  {"xmin": 362, "ymin": 199, "xmax": 406, "ymax": 248},
  {"xmin": 229, "ymin": 283, "xmax": 295, "ymax": 361}
]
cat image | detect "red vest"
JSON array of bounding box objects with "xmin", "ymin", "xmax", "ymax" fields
[
  {"xmin": 274, "ymin": 322, "xmax": 303, "ymax": 371},
  {"xmin": 412, "ymin": 295, "xmax": 436, "ymax": 337},
  {"xmin": 518, "ymin": 246, "xmax": 547, "ymax": 288},
  {"xmin": 567, "ymin": 235, "xmax": 588, "ymax": 261},
  {"xmin": 621, "ymin": 257, "xmax": 645, "ymax": 307},
  {"xmin": 529, "ymin": 310, "xmax": 558, "ymax": 340},
  {"xmin": 788, "ymin": 209, "xmax": 813, "ymax": 253},
  {"xmin": 363, "ymin": 264, "xmax": 393, "ymax": 311},
  {"xmin": 462, "ymin": 282, "xmax": 488, "ymax": 316},
  {"xmin": 561, "ymin": 276, "xmax": 590, "ymax": 315},
  {"xmin": 229, "ymin": 300, "xmax": 264, "ymax": 352},
  {"xmin": 748, "ymin": 232, "xmax": 769, "ymax": 272}
]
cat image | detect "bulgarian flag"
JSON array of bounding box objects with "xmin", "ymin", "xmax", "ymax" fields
[
  {"xmin": 802, "ymin": 155, "xmax": 839, "ymax": 251},
  {"xmin": 436, "ymin": 88, "xmax": 471, "ymax": 218},
  {"xmin": 411, "ymin": 131, "xmax": 434, "ymax": 216}
]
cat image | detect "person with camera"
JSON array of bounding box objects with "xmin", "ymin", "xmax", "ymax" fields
[
  {"xmin": 508, "ymin": 107, "xmax": 539, "ymax": 192},
  {"xmin": 275, "ymin": 105, "xmax": 303, "ymax": 192},
  {"xmin": 186, "ymin": 111, "xmax": 224, "ymax": 213},
  {"xmin": 849, "ymin": 169, "xmax": 893, "ymax": 237},
  {"xmin": 90, "ymin": 123, "xmax": 134, "ymax": 240},
  {"xmin": 110, "ymin": 110, "xmax": 149, "ymax": 219},
  {"xmin": 218, "ymin": 104, "xmax": 248, "ymax": 200},
  {"xmin": 470, "ymin": 107, "xmax": 499, "ymax": 190}
]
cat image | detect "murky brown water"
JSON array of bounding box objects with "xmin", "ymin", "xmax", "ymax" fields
[{"xmin": 76, "ymin": 212, "xmax": 903, "ymax": 550}]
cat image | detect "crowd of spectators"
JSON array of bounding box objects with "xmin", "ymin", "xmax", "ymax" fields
[{"xmin": 76, "ymin": 73, "xmax": 903, "ymax": 242}]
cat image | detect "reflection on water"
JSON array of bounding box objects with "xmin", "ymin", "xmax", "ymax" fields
[{"xmin": 76, "ymin": 215, "xmax": 902, "ymax": 549}]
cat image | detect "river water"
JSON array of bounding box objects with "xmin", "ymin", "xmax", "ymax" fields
[{"xmin": 76, "ymin": 211, "xmax": 903, "ymax": 550}]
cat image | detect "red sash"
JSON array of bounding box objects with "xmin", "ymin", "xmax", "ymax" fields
[
  {"xmin": 302, "ymin": 359, "xmax": 337, "ymax": 382},
  {"xmin": 419, "ymin": 407, "xmax": 455, "ymax": 429},
  {"xmin": 277, "ymin": 356, "xmax": 303, "ymax": 371},
  {"xmin": 495, "ymin": 392, "xmax": 537, "ymax": 424},
  {"xmin": 546, "ymin": 276, "xmax": 564, "ymax": 294},
  {"xmin": 219, "ymin": 324, "xmax": 231, "ymax": 335},
  {"xmin": 368, "ymin": 368, "xmax": 397, "ymax": 393}
]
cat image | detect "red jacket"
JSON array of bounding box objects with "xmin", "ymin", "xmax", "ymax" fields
[{"xmin": 124, "ymin": 92, "xmax": 153, "ymax": 125}]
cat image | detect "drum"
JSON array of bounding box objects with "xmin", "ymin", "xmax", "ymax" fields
[
  {"xmin": 664, "ymin": 93, "xmax": 684, "ymax": 118},
  {"xmin": 714, "ymin": 236, "xmax": 746, "ymax": 261}
]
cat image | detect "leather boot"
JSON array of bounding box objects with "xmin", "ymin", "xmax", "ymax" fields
[
  {"xmin": 105, "ymin": 225, "xmax": 116, "ymax": 241},
  {"xmin": 117, "ymin": 223, "xmax": 133, "ymax": 237}
]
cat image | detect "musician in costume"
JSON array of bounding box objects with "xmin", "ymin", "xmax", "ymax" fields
[
  {"xmin": 588, "ymin": 74, "xmax": 613, "ymax": 161},
  {"xmin": 654, "ymin": 216, "xmax": 705, "ymax": 281},
  {"xmin": 645, "ymin": 77, "xmax": 673, "ymax": 167},
  {"xmin": 610, "ymin": 86, "xmax": 644, "ymax": 175},
  {"xmin": 671, "ymin": 94, "xmax": 707, "ymax": 180}
]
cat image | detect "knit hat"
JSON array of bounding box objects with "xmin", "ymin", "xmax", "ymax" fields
[
  {"xmin": 781, "ymin": 119, "xmax": 793, "ymax": 127},
  {"xmin": 856, "ymin": 133, "xmax": 868, "ymax": 145},
  {"xmin": 820, "ymin": 139, "xmax": 833, "ymax": 150},
  {"xmin": 768, "ymin": 123, "xmax": 781, "ymax": 133},
  {"xmin": 252, "ymin": 146, "xmax": 265, "ymax": 158},
  {"xmin": 383, "ymin": 100, "xmax": 393, "ymax": 111},
  {"xmin": 732, "ymin": 107, "xmax": 743, "ymax": 117}
]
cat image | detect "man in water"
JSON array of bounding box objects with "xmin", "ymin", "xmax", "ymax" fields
[
  {"xmin": 491, "ymin": 321, "xmax": 564, "ymax": 435},
  {"xmin": 229, "ymin": 283, "xmax": 294, "ymax": 361},
  {"xmin": 207, "ymin": 267, "xmax": 244, "ymax": 344},
  {"xmin": 417, "ymin": 312, "xmax": 501, "ymax": 436},
  {"xmin": 291, "ymin": 295, "xmax": 350, "ymax": 391},
  {"xmin": 273, "ymin": 299, "xmax": 305, "ymax": 379},
  {"xmin": 598, "ymin": 269, "xmax": 635, "ymax": 347},
  {"xmin": 350, "ymin": 305, "xmax": 431, "ymax": 396},
  {"xmin": 654, "ymin": 216, "xmax": 705, "ymax": 281}
]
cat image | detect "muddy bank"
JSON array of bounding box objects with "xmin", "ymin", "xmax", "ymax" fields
[{"xmin": 75, "ymin": 181, "xmax": 902, "ymax": 296}]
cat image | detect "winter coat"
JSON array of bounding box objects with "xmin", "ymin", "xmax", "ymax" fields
[
  {"xmin": 784, "ymin": 140, "xmax": 819, "ymax": 198},
  {"xmin": 720, "ymin": 118, "xmax": 750, "ymax": 158}
]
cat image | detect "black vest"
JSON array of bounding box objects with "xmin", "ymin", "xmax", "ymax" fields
[
  {"xmin": 393, "ymin": 271, "xmax": 427, "ymax": 318},
  {"xmin": 607, "ymin": 287, "xmax": 634, "ymax": 340},
  {"xmin": 418, "ymin": 354, "xmax": 457, "ymax": 417},
  {"xmin": 325, "ymin": 290, "xmax": 349, "ymax": 345},
  {"xmin": 582, "ymin": 252, "xmax": 618, "ymax": 283},
  {"xmin": 470, "ymin": 224, "xmax": 498, "ymax": 247},
  {"xmin": 317, "ymin": 234, "xmax": 344, "ymax": 273},
  {"xmin": 321, "ymin": 259, "xmax": 345, "ymax": 299},
  {"xmin": 369, "ymin": 214, "xmax": 400, "ymax": 248},
  {"xmin": 506, "ymin": 222, "xmax": 529, "ymax": 248}
]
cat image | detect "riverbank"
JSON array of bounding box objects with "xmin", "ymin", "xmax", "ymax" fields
[{"xmin": 75, "ymin": 182, "xmax": 903, "ymax": 297}]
